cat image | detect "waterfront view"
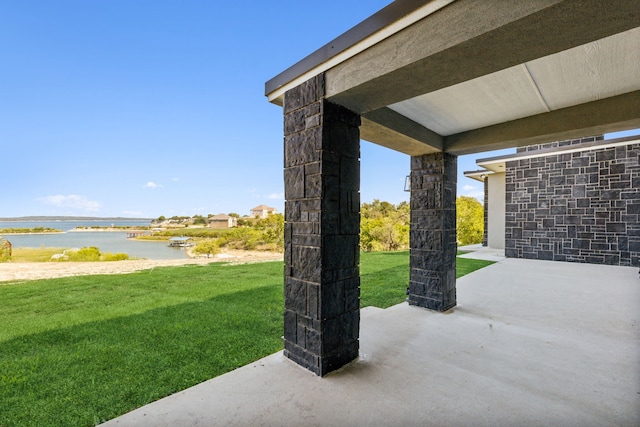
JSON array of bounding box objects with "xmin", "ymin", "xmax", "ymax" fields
[{"xmin": 0, "ymin": 219, "xmax": 190, "ymax": 260}]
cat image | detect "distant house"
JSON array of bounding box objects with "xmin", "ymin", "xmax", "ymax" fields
[
  {"xmin": 464, "ymin": 135, "xmax": 639, "ymax": 267},
  {"xmin": 208, "ymin": 214, "xmax": 237, "ymax": 229},
  {"xmin": 251, "ymin": 205, "xmax": 277, "ymax": 218}
]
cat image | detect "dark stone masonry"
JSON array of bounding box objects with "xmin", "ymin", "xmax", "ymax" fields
[
  {"xmin": 283, "ymin": 74, "xmax": 361, "ymax": 376},
  {"xmin": 505, "ymin": 137, "xmax": 640, "ymax": 267},
  {"xmin": 483, "ymin": 178, "xmax": 488, "ymax": 247},
  {"xmin": 408, "ymin": 153, "xmax": 457, "ymax": 311}
]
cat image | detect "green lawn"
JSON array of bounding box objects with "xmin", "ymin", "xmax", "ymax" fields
[{"xmin": 0, "ymin": 252, "xmax": 493, "ymax": 427}]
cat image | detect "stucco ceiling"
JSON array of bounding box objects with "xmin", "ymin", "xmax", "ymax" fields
[
  {"xmin": 389, "ymin": 64, "xmax": 557, "ymax": 137},
  {"xmin": 389, "ymin": 27, "xmax": 640, "ymax": 137}
]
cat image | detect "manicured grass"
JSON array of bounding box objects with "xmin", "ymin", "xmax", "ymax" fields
[
  {"xmin": 360, "ymin": 251, "xmax": 494, "ymax": 308},
  {"xmin": 0, "ymin": 262, "xmax": 284, "ymax": 426},
  {"xmin": 457, "ymin": 257, "xmax": 496, "ymax": 277},
  {"xmin": 0, "ymin": 252, "xmax": 493, "ymax": 427},
  {"xmin": 360, "ymin": 251, "xmax": 410, "ymax": 308}
]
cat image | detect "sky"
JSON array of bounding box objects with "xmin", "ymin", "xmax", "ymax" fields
[{"xmin": 1, "ymin": 1, "xmax": 637, "ymax": 219}]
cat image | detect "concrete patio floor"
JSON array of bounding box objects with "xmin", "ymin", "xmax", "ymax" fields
[{"xmin": 102, "ymin": 256, "xmax": 640, "ymax": 426}]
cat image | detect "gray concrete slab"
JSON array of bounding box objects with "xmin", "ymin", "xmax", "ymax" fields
[
  {"xmin": 458, "ymin": 244, "xmax": 506, "ymax": 262},
  {"xmin": 102, "ymin": 258, "xmax": 640, "ymax": 427}
]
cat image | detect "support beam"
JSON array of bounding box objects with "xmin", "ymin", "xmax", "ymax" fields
[
  {"xmin": 408, "ymin": 153, "xmax": 457, "ymax": 311},
  {"xmin": 361, "ymin": 107, "xmax": 443, "ymax": 155},
  {"xmin": 444, "ymin": 91, "xmax": 640, "ymax": 155},
  {"xmin": 283, "ymin": 74, "xmax": 361, "ymax": 376}
]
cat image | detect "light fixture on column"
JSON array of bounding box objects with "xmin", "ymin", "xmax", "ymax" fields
[{"xmin": 404, "ymin": 175, "xmax": 411, "ymax": 192}]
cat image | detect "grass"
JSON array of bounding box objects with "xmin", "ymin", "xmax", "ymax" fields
[
  {"xmin": 360, "ymin": 251, "xmax": 410, "ymax": 308},
  {"xmin": 0, "ymin": 227, "xmax": 62, "ymax": 234},
  {"xmin": 0, "ymin": 252, "xmax": 493, "ymax": 427},
  {"xmin": 457, "ymin": 257, "xmax": 497, "ymax": 277},
  {"xmin": 360, "ymin": 251, "xmax": 494, "ymax": 308},
  {"xmin": 9, "ymin": 247, "xmax": 69, "ymax": 262},
  {"xmin": 9, "ymin": 247, "xmax": 131, "ymax": 263}
]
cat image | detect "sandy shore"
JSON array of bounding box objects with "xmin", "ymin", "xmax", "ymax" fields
[{"xmin": 0, "ymin": 250, "xmax": 283, "ymax": 283}]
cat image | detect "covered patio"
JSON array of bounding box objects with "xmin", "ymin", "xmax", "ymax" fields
[
  {"xmin": 102, "ymin": 255, "xmax": 640, "ymax": 426},
  {"xmin": 266, "ymin": 0, "xmax": 640, "ymax": 375},
  {"xmin": 101, "ymin": 2, "xmax": 640, "ymax": 423}
]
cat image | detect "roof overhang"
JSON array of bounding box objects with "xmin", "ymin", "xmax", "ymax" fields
[
  {"xmin": 266, "ymin": 0, "xmax": 640, "ymax": 156},
  {"xmin": 462, "ymin": 169, "xmax": 494, "ymax": 183}
]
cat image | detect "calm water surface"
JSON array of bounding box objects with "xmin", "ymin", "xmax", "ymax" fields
[{"xmin": 0, "ymin": 220, "xmax": 189, "ymax": 260}]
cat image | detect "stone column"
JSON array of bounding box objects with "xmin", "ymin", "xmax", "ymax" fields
[
  {"xmin": 483, "ymin": 177, "xmax": 488, "ymax": 247},
  {"xmin": 283, "ymin": 74, "xmax": 361, "ymax": 376},
  {"xmin": 408, "ymin": 153, "xmax": 457, "ymax": 311}
]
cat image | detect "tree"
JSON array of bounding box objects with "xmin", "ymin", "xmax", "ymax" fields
[
  {"xmin": 360, "ymin": 200, "xmax": 410, "ymax": 251},
  {"xmin": 237, "ymin": 217, "xmax": 253, "ymax": 227},
  {"xmin": 192, "ymin": 215, "xmax": 208, "ymax": 226},
  {"xmin": 456, "ymin": 196, "xmax": 484, "ymax": 245},
  {"xmin": 193, "ymin": 239, "xmax": 220, "ymax": 257},
  {"xmin": 255, "ymin": 213, "xmax": 284, "ymax": 249}
]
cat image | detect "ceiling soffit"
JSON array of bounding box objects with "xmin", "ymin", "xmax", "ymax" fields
[
  {"xmin": 267, "ymin": 0, "xmax": 640, "ymax": 155},
  {"xmin": 387, "ymin": 27, "xmax": 640, "ymax": 137}
]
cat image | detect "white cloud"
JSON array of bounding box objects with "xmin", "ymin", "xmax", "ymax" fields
[
  {"xmin": 459, "ymin": 184, "xmax": 484, "ymax": 201},
  {"xmin": 37, "ymin": 194, "xmax": 102, "ymax": 212},
  {"xmin": 249, "ymin": 189, "xmax": 284, "ymax": 200},
  {"xmin": 463, "ymin": 190, "xmax": 485, "ymax": 201},
  {"xmin": 143, "ymin": 181, "xmax": 162, "ymax": 189}
]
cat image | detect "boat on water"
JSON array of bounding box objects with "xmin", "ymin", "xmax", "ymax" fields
[{"xmin": 168, "ymin": 236, "xmax": 195, "ymax": 247}]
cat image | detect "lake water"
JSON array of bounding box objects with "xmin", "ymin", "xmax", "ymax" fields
[{"xmin": 0, "ymin": 220, "xmax": 190, "ymax": 260}]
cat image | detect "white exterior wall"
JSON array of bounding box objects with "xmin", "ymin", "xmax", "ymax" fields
[{"xmin": 487, "ymin": 172, "xmax": 505, "ymax": 249}]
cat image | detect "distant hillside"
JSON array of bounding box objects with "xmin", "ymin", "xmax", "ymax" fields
[{"xmin": 0, "ymin": 216, "xmax": 153, "ymax": 221}]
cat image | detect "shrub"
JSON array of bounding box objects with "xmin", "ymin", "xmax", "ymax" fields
[
  {"xmin": 219, "ymin": 228, "xmax": 263, "ymax": 250},
  {"xmin": 213, "ymin": 215, "xmax": 284, "ymax": 252},
  {"xmin": 456, "ymin": 196, "xmax": 484, "ymax": 245},
  {"xmin": 67, "ymin": 247, "xmax": 101, "ymax": 262},
  {"xmin": 193, "ymin": 239, "xmax": 220, "ymax": 257},
  {"xmin": 254, "ymin": 214, "xmax": 284, "ymax": 250},
  {"xmin": 63, "ymin": 247, "xmax": 129, "ymax": 262},
  {"xmin": 102, "ymin": 253, "xmax": 130, "ymax": 261}
]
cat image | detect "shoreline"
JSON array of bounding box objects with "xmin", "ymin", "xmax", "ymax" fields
[
  {"xmin": 0, "ymin": 232, "xmax": 65, "ymax": 236},
  {"xmin": 0, "ymin": 250, "xmax": 284, "ymax": 283},
  {"xmin": 68, "ymin": 227, "xmax": 150, "ymax": 232},
  {"xmin": 1, "ymin": 227, "xmax": 151, "ymax": 235}
]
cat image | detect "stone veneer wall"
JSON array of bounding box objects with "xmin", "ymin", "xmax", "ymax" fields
[
  {"xmin": 408, "ymin": 153, "xmax": 457, "ymax": 311},
  {"xmin": 517, "ymin": 135, "xmax": 604, "ymax": 152},
  {"xmin": 483, "ymin": 178, "xmax": 488, "ymax": 247},
  {"xmin": 283, "ymin": 74, "xmax": 361, "ymax": 376},
  {"xmin": 505, "ymin": 140, "xmax": 640, "ymax": 266}
]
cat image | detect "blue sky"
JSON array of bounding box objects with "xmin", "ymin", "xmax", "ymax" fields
[{"xmin": 1, "ymin": 1, "xmax": 637, "ymax": 219}]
